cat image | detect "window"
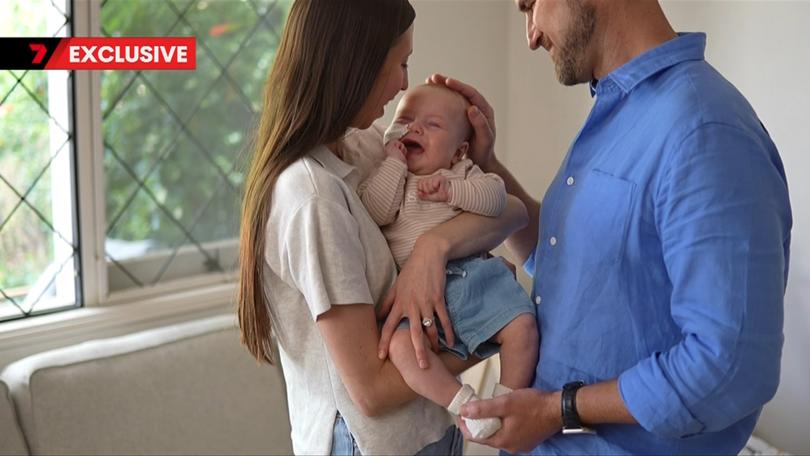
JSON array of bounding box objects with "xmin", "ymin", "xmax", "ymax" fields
[
  {"xmin": 0, "ymin": 0, "xmax": 290, "ymax": 322},
  {"xmin": 0, "ymin": 0, "xmax": 77, "ymax": 321}
]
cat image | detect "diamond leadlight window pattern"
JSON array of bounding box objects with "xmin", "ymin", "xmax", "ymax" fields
[
  {"xmin": 1, "ymin": 0, "xmax": 289, "ymax": 321},
  {"xmin": 100, "ymin": 0, "xmax": 288, "ymax": 290},
  {"xmin": 0, "ymin": 0, "xmax": 78, "ymax": 321}
]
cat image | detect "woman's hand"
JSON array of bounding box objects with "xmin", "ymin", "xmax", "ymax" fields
[
  {"xmin": 377, "ymin": 234, "xmax": 456, "ymax": 369},
  {"xmin": 428, "ymin": 74, "xmax": 497, "ymax": 170}
]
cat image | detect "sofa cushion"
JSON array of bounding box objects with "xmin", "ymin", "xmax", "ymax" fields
[
  {"xmin": 0, "ymin": 378, "xmax": 28, "ymax": 455},
  {"xmin": 0, "ymin": 314, "xmax": 291, "ymax": 455}
]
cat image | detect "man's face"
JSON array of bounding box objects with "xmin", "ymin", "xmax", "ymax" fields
[
  {"xmin": 517, "ymin": 0, "xmax": 596, "ymax": 85},
  {"xmin": 391, "ymin": 86, "xmax": 470, "ymax": 176}
]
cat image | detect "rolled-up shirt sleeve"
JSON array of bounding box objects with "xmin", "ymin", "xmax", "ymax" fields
[
  {"xmin": 618, "ymin": 123, "xmax": 791, "ymax": 438},
  {"xmin": 282, "ymin": 197, "xmax": 374, "ymax": 319}
]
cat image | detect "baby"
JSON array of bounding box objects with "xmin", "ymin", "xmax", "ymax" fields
[{"xmin": 359, "ymin": 83, "xmax": 538, "ymax": 439}]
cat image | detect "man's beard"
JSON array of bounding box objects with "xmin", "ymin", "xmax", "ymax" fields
[{"xmin": 554, "ymin": 0, "xmax": 596, "ymax": 86}]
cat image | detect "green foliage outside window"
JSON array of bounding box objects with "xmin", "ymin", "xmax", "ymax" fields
[
  {"xmin": 0, "ymin": 0, "xmax": 290, "ymax": 310},
  {"xmin": 0, "ymin": 1, "xmax": 69, "ymax": 301},
  {"xmin": 102, "ymin": 0, "xmax": 290, "ymax": 256}
]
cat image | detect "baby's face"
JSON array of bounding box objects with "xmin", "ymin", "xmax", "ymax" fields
[{"xmin": 390, "ymin": 85, "xmax": 469, "ymax": 175}]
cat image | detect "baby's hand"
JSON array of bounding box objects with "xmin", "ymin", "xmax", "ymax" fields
[
  {"xmin": 385, "ymin": 139, "xmax": 407, "ymax": 163},
  {"xmin": 417, "ymin": 175, "xmax": 451, "ymax": 202}
]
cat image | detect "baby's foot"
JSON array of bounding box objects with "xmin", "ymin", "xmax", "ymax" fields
[
  {"xmin": 464, "ymin": 413, "xmax": 501, "ymax": 440},
  {"xmin": 447, "ymin": 384, "xmax": 502, "ymax": 439}
]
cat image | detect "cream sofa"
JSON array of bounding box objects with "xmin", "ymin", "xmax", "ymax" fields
[
  {"xmin": 1, "ymin": 378, "xmax": 27, "ymax": 455},
  {"xmin": 0, "ymin": 314, "xmax": 786, "ymax": 456},
  {"xmin": 0, "ymin": 314, "xmax": 292, "ymax": 455}
]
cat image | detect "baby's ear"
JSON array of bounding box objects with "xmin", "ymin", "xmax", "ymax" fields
[{"xmin": 453, "ymin": 141, "xmax": 469, "ymax": 164}]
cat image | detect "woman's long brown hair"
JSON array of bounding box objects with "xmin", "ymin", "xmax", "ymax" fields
[{"xmin": 238, "ymin": 0, "xmax": 415, "ymax": 363}]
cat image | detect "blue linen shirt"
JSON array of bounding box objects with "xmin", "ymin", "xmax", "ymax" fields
[{"xmin": 522, "ymin": 33, "xmax": 791, "ymax": 455}]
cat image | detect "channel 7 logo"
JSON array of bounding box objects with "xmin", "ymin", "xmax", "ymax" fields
[{"xmin": 29, "ymin": 43, "xmax": 48, "ymax": 64}]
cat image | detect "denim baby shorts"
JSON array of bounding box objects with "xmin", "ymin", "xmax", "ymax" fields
[{"xmin": 398, "ymin": 255, "xmax": 536, "ymax": 360}]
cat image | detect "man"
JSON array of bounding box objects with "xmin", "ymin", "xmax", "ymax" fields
[{"xmin": 435, "ymin": 0, "xmax": 791, "ymax": 453}]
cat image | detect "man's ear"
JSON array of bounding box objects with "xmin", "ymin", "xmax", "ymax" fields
[{"xmin": 452, "ymin": 141, "xmax": 469, "ymax": 165}]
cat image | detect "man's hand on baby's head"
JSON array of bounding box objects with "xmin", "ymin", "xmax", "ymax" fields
[
  {"xmin": 385, "ymin": 139, "xmax": 407, "ymax": 163},
  {"xmin": 418, "ymin": 175, "xmax": 451, "ymax": 202}
]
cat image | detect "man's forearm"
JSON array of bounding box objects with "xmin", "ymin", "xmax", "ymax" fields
[
  {"xmin": 576, "ymin": 380, "xmax": 637, "ymax": 426},
  {"xmin": 482, "ymin": 159, "xmax": 540, "ymax": 264}
]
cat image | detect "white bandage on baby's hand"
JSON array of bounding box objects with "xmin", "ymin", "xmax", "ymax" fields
[{"xmin": 383, "ymin": 122, "xmax": 409, "ymax": 145}]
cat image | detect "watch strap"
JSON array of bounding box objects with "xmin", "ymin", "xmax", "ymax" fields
[{"xmin": 561, "ymin": 381, "xmax": 596, "ymax": 435}]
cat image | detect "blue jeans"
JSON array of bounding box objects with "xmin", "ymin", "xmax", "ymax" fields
[{"xmin": 330, "ymin": 413, "xmax": 463, "ymax": 455}]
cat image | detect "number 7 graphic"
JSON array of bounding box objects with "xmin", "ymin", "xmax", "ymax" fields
[{"xmin": 30, "ymin": 43, "xmax": 47, "ymax": 64}]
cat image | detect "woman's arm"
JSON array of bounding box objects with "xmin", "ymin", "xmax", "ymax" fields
[
  {"xmin": 318, "ymin": 303, "xmax": 480, "ymax": 417},
  {"xmin": 376, "ymin": 195, "xmax": 528, "ymax": 367},
  {"xmin": 427, "ymin": 194, "xmax": 528, "ymax": 259}
]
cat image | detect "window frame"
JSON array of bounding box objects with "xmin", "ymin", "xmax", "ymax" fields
[
  {"xmin": 0, "ymin": 0, "xmax": 243, "ymax": 360},
  {"xmin": 0, "ymin": 0, "xmax": 81, "ymax": 322},
  {"xmin": 74, "ymin": 0, "xmax": 242, "ymax": 308}
]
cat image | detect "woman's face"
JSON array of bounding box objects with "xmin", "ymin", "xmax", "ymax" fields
[{"xmin": 352, "ymin": 25, "xmax": 413, "ymax": 129}]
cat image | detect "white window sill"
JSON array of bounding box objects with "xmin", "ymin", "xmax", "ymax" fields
[{"xmin": 0, "ymin": 280, "xmax": 236, "ymax": 369}]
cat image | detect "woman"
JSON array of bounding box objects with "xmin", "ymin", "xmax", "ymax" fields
[{"xmin": 237, "ymin": 1, "xmax": 525, "ymax": 454}]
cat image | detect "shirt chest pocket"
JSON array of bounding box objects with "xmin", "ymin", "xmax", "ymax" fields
[{"xmin": 560, "ymin": 169, "xmax": 634, "ymax": 265}]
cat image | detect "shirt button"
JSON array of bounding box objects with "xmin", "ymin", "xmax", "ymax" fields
[
  {"xmin": 535, "ymin": 296, "xmax": 542, "ymax": 305},
  {"xmin": 566, "ymin": 176, "xmax": 575, "ymax": 186},
  {"xmin": 549, "ymin": 236, "xmax": 557, "ymax": 246}
]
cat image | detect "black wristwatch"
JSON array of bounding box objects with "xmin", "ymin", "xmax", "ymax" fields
[{"xmin": 561, "ymin": 381, "xmax": 596, "ymax": 435}]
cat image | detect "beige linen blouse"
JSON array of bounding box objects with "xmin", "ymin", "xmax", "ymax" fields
[{"xmin": 262, "ymin": 125, "xmax": 452, "ymax": 455}]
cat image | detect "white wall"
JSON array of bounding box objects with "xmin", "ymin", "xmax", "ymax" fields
[
  {"xmin": 407, "ymin": 0, "xmax": 809, "ymax": 453},
  {"xmin": 381, "ymin": 1, "xmax": 510, "ymax": 130}
]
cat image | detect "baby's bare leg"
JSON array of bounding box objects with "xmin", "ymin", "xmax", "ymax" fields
[
  {"xmin": 492, "ymin": 313, "xmax": 539, "ymax": 389},
  {"xmin": 390, "ymin": 328, "xmax": 502, "ymax": 439},
  {"xmin": 389, "ymin": 328, "xmax": 461, "ymax": 407}
]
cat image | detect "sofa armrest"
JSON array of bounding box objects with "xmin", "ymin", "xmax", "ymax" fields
[
  {"xmin": 0, "ymin": 378, "xmax": 28, "ymax": 455},
  {"xmin": 0, "ymin": 314, "xmax": 291, "ymax": 455}
]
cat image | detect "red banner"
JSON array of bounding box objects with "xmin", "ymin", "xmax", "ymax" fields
[{"xmin": 1, "ymin": 37, "xmax": 196, "ymax": 70}]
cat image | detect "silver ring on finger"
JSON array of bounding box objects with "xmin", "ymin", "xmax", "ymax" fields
[{"xmin": 421, "ymin": 317, "xmax": 434, "ymax": 328}]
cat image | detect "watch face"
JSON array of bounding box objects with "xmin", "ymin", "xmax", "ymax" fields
[{"xmin": 563, "ymin": 381, "xmax": 585, "ymax": 391}]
